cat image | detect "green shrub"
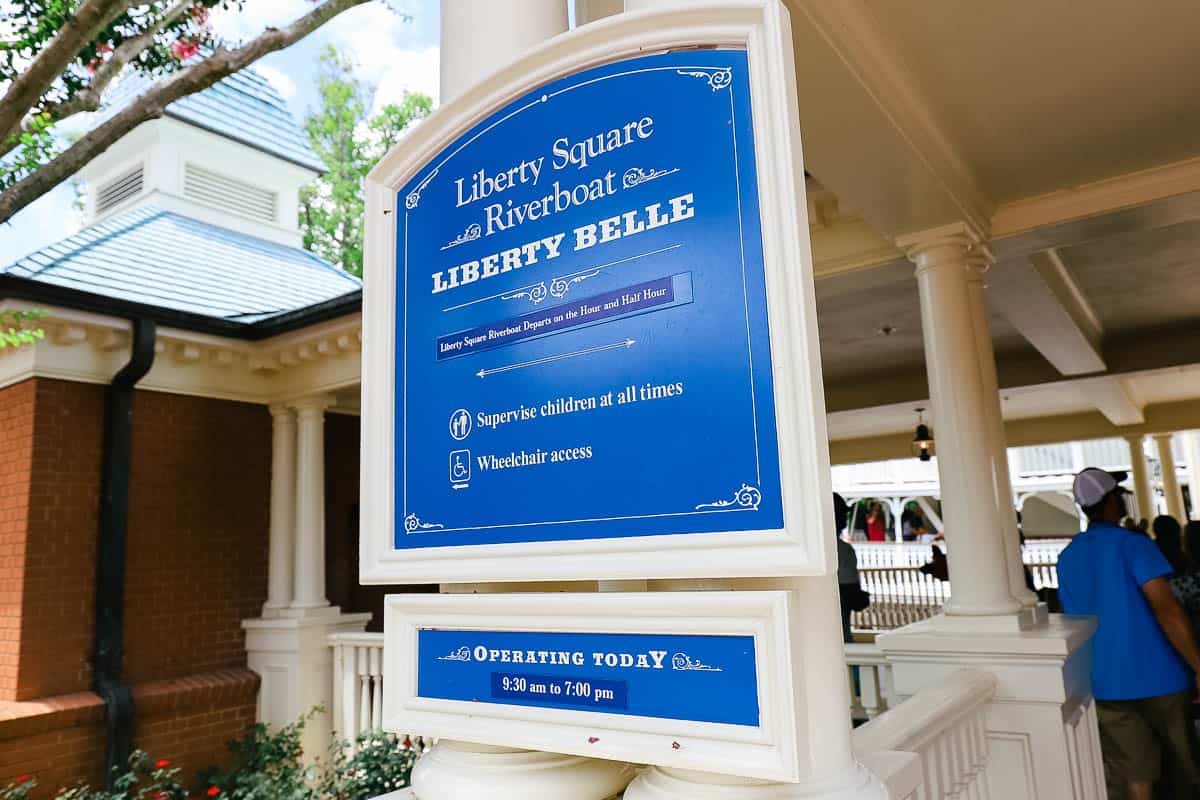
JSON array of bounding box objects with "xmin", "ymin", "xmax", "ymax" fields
[
  {"xmin": 2, "ymin": 754, "xmax": 188, "ymax": 800},
  {"xmin": 3, "ymin": 712, "xmax": 418, "ymax": 800},
  {"xmin": 321, "ymin": 731, "xmax": 419, "ymax": 800}
]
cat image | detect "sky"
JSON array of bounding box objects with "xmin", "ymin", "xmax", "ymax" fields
[{"xmin": 0, "ymin": 0, "xmax": 442, "ymax": 263}]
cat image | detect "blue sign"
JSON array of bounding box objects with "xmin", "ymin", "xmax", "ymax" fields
[
  {"xmin": 396, "ymin": 50, "xmax": 783, "ymax": 548},
  {"xmin": 417, "ymin": 628, "xmax": 760, "ymax": 727}
]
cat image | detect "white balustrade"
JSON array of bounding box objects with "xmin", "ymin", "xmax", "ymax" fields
[
  {"xmin": 854, "ymin": 566, "xmax": 950, "ymax": 631},
  {"xmin": 853, "ymin": 542, "xmax": 935, "ymax": 568},
  {"xmin": 850, "ymin": 541, "xmax": 1068, "ymax": 631},
  {"xmin": 852, "ymin": 669, "xmax": 997, "ymax": 800},
  {"xmin": 1020, "ymin": 538, "xmax": 1068, "ymax": 589},
  {"xmin": 329, "ymin": 631, "xmax": 431, "ymax": 755},
  {"xmin": 845, "ymin": 641, "xmax": 896, "ymax": 721}
]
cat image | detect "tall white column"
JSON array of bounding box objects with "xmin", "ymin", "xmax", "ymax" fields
[
  {"xmin": 264, "ymin": 405, "xmax": 296, "ymax": 615},
  {"xmin": 573, "ymin": 0, "xmax": 625, "ymax": 25},
  {"xmin": 1125, "ymin": 434, "xmax": 1153, "ymax": 522},
  {"xmin": 965, "ymin": 263, "xmax": 1038, "ymax": 608},
  {"xmin": 440, "ymin": 0, "xmax": 568, "ymax": 103},
  {"xmin": 413, "ymin": 6, "xmax": 634, "ymax": 798},
  {"xmin": 245, "ymin": 401, "xmax": 370, "ymax": 762},
  {"xmin": 1154, "ymin": 433, "xmax": 1186, "ymax": 522},
  {"xmin": 900, "ymin": 227, "xmax": 1020, "ymax": 617},
  {"xmin": 291, "ymin": 395, "xmax": 332, "ymax": 610},
  {"xmin": 1183, "ymin": 431, "xmax": 1200, "ymax": 520}
]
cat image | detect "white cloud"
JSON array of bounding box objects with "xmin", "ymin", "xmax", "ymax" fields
[
  {"xmin": 255, "ymin": 63, "xmax": 298, "ymax": 99},
  {"xmin": 317, "ymin": 3, "xmax": 439, "ymax": 107},
  {"xmin": 369, "ymin": 46, "xmax": 440, "ymax": 110},
  {"xmin": 210, "ymin": 0, "xmax": 310, "ymax": 43}
]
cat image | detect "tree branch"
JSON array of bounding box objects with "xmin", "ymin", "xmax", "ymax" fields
[
  {"xmin": 0, "ymin": 0, "xmax": 371, "ymax": 226},
  {"xmin": 62, "ymin": 0, "xmax": 195, "ymax": 120},
  {"xmin": 0, "ymin": 0, "xmax": 193, "ymax": 163},
  {"xmin": 0, "ymin": 0, "xmax": 136, "ymax": 145}
]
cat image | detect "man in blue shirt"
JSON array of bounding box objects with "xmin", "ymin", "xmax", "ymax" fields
[{"xmin": 1059, "ymin": 467, "xmax": 1200, "ymax": 800}]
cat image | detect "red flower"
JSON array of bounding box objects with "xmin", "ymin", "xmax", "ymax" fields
[
  {"xmin": 96, "ymin": 43, "xmax": 112, "ymax": 54},
  {"xmin": 207, "ymin": 787, "xmax": 221, "ymax": 797},
  {"xmin": 16, "ymin": 775, "xmax": 30, "ymax": 783},
  {"xmin": 171, "ymin": 37, "xmax": 201, "ymax": 60},
  {"xmin": 151, "ymin": 792, "xmax": 168, "ymax": 799},
  {"xmin": 155, "ymin": 760, "xmax": 171, "ymax": 769},
  {"xmin": 402, "ymin": 738, "xmax": 411, "ymax": 747}
]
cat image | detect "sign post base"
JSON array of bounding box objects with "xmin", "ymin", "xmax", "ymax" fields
[
  {"xmin": 410, "ymin": 740, "xmax": 637, "ymax": 800},
  {"xmin": 623, "ymin": 765, "xmax": 889, "ymax": 800}
]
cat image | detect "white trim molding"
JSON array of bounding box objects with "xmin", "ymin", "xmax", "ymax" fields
[{"xmin": 0, "ymin": 300, "xmax": 362, "ymax": 406}]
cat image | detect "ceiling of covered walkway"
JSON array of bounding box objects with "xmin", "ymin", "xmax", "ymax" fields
[{"xmin": 780, "ymin": 0, "xmax": 1200, "ymax": 459}]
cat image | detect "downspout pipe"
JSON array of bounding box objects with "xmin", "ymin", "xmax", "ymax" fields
[{"xmin": 94, "ymin": 318, "xmax": 156, "ymax": 785}]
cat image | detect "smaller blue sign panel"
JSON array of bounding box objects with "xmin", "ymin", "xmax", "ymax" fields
[{"xmin": 417, "ymin": 629, "xmax": 760, "ymax": 727}]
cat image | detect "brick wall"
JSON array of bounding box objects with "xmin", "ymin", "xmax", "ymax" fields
[
  {"xmin": 18, "ymin": 379, "xmax": 104, "ymax": 700},
  {"xmin": 0, "ymin": 380, "xmax": 35, "ymax": 699},
  {"xmin": 0, "ymin": 379, "xmax": 271, "ymax": 796},
  {"xmin": 123, "ymin": 390, "xmax": 270, "ymax": 684}
]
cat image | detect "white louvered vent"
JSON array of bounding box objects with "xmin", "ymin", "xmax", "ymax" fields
[
  {"xmin": 184, "ymin": 164, "xmax": 278, "ymax": 224},
  {"xmin": 96, "ymin": 165, "xmax": 144, "ymax": 215}
]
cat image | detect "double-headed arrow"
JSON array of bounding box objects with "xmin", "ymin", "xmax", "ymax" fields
[{"xmin": 476, "ymin": 338, "xmax": 636, "ymax": 379}]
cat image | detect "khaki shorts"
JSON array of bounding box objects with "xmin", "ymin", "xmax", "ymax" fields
[{"xmin": 1096, "ymin": 690, "xmax": 1199, "ymax": 796}]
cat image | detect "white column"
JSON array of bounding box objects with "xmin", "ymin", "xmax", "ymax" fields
[
  {"xmin": 965, "ymin": 264, "xmax": 1038, "ymax": 608},
  {"xmin": 900, "ymin": 226, "xmax": 1020, "ymax": 618},
  {"xmin": 440, "ymin": 0, "xmax": 568, "ymax": 103},
  {"xmin": 291, "ymin": 395, "xmax": 333, "ymax": 610},
  {"xmin": 573, "ymin": 0, "xmax": 625, "ymax": 25},
  {"xmin": 1125, "ymin": 434, "xmax": 1153, "ymax": 522},
  {"xmin": 1154, "ymin": 433, "xmax": 1186, "ymax": 522},
  {"xmin": 414, "ymin": 6, "xmax": 634, "ymax": 798},
  {"xmin": 264, "ymin": 405, "xmax": 296, "ymax": 615},
  {"xmin": 888, "ymin": 498, "xmax": 904, "ymax": 541},
  {"xmin": 1184, "ymin": 431, "xmax": 1200, "ymax": 520},
  {"xmin": 245, "ymin": 402, "xmax": 372, "ymax": 761}
]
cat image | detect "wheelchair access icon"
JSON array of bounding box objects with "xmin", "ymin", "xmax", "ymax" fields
[{"xmin": 449, "ymin": 449, "xmax": 471, "ymax": 490}]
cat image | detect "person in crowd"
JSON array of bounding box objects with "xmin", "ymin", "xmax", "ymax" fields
[
  {"xmin": 919, "ymin": 537, "xmax": 949, "ymax": 581},
  {"xmin": 834, "ymin": 493, "xmax": 869, "ymax": 643},
  {"xmin": 1186, "ymin": 521, "xmax": 1200, "ymax": 560},
  {"xmin": 1169, "ymin": 520, "xmax": 1200, "ymax": 634},
  {"xmin": 1154, "ymin": 515, "xmax": 1189, "ymax": 575},
  {"xmin": 865, "ymin": 501, "xmax": 887, "ymax": 542},
  {"xmin": 901, "ymin": 506, "xmax": 927, "ymax": 542},
  {"xmin": 1058, "ymin": 468, "xmax": 1200, "ymax": 800}
]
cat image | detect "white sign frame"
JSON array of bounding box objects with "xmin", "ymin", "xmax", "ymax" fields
[
  {"xmin": 383, "ymin": 590, "xmax": 803, "ymax": 782},
  {"xmin": 361, "ymin": 0, "xmax": 833, "ymax": 584}
]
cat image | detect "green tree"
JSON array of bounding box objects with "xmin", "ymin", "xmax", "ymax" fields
[
  {"xmin": 300, "ymin": 46, "xmax": 431, "ymax": 276},
  {"xmin": 0, "ymin": 0, "xmax": 398, "ymax": 226}
]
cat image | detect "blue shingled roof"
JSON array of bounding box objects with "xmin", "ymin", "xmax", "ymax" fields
[
  {"xmin": 99, "ymin": 64, "xmax": 324, "ymax": 173},
  {"xmin": 2, "ymin": 206, "xmax": 359, "ymax": 321}
]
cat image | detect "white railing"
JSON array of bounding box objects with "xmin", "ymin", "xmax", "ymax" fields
[
  {"xmin": 330, "ymin": 632, "xmax": 385, "ymax": 751},
  {"xmin": 854, "ymin": 542, "xmax": 934, "ymax": 569},
  {"xmin": 854, "ymin": 566, "xmax": 949, "ymax": 631},
  {"xmin": 845, "ymin": 641, "xmax": 896, "ymax": 721},
  {"xmin": 1022, "ymin": 538, "xmax": 1068, "ymax": 589},
  {"xmin": 853, "ymin": 669, "xmax": 997, "ymax": 800},
  {"xmin": 850, "ymin": 541, "xmax": 1068, "ymax": 631}
]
